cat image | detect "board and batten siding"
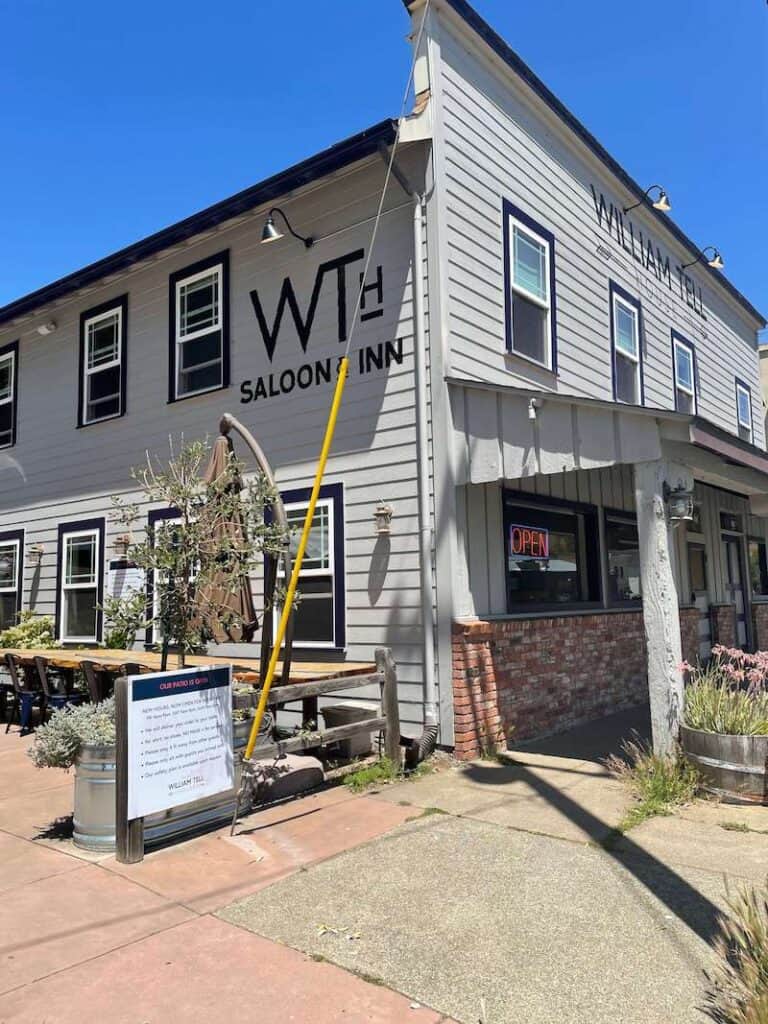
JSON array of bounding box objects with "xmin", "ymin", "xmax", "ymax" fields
[
  {"xmin": 0, "ymin": 147, "xmax": 438, "ymax": 734},
  {"xmin": 431, "ymin": 15, "xmax": 764, "ymax": 449}
]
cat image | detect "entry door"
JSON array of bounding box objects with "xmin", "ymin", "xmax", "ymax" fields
[
  {"xmin": 687, "ymin": 543, "xmax": 711, "ymax": 661},
  {"xmin": 723, "ymin": 536, "xmax": 749, "ymax": 647}
]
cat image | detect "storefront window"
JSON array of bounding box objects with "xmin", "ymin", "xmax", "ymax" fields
[
  {"xmin": 503, "ymin": 495, "xmax": 600, "ymax": 611},
  {"xmin": 748, "ymin": 538, "xmax": 768, "ymax": 597},
  {"xmin": 605, "ymin": 513, "xmax": 642, "ymax": 604}
]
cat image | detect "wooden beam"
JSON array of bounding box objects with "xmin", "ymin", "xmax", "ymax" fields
[
  {"xmin": 267, "ymin": 672, "xmax": 382, "ymax": 705},
  {"xmin": 248, "ymin": 717, "xmax": 387, "ymax": 760},
  {"xmin": 376, "ymin": 647, "xmax": 401, "ymax": 764},
  {"xmin": 114, "ymin": 675, "xmax": 144, "ymax": 864}
]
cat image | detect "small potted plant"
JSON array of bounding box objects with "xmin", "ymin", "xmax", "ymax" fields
[
  {"xmin": 29, "ymin": 699, "xmax": 117, "ymax": 852},
  {"xmin": 681, "ymin": 645, "xmax": 768, "ymax": 804}
]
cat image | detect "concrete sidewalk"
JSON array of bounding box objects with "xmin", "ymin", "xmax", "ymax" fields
[
  {"xmin": 0, "ymin": 728, "xmax": 454, "ymax": 1023},
  {"xmin": 220, "ymin": 709, "xmax": 768, "ymax": 1024}
]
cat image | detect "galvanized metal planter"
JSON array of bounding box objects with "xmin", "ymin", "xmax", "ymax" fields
[
  {"xmin": 73, "ymin": 743, "xmax": 117, "ymax": 852},
  {"xmin": 680, "ymin": 725, "xmax": 768, "ymax": 805}
]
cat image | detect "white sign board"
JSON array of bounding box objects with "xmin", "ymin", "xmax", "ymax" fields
[{"xmin": 126, "ymin": 665, "xmax": 234, "ymax": 820}]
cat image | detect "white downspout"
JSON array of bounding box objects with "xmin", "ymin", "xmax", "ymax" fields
[{"xmin": 412, "ymin": 192, "xmax": 438, "ymax": 729}]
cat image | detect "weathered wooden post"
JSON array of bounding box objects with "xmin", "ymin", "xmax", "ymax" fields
[
  {"xmin": 634, "ymin": 460, "xmax": 692, "ymax": 756},
  {"xmin": 376, "ymin": 647, "xmax": 401, "ymax": 764}
]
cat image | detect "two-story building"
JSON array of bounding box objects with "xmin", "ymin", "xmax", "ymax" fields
[{"xmin": 2, "ymin": 0, "xmax": 767, "ymax": 758}]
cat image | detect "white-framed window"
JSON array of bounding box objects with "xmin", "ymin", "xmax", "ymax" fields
[
  {"xmin": 672, "ymin": 333, "xmax": 697, "ymax": 414},
  {"xmin": 58, "ymin": 522, "xmax": 103, "ymax": 642},
  {"xmin": 0, "ymin": 531, "xmax": 22, "ymax": 630},
  {"xmin": 170, "ymin": 252, "xmax": 229, "ymax": 401},
  {"xmin": 275, "ymin": 483, "xmax": 345, "ymax": 649},
  {"xmin": 503, "ymin": 201, "xmax": 556, "ymax": 370},
  {"xmin": 611, "ymin": 284, "xmax": 642, "ymax": 405},
  {"xmin": 80, "ymin": 298, "xmax": 126, "ymax": 425},
  {"xmin": 736, "ymin": 380, "xmax": 753, "ymax": 443},
  {"xmin": 0, "ymin": 341, "xmax": 18, "ymax": 449}
]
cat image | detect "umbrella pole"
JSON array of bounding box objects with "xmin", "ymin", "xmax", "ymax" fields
[{"xmin": 243, "ymin": 357, "xmax": 349, "ymax": 763}]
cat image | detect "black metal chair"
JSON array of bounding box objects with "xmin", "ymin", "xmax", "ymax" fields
[
  {"xmin": 4, "ymin": 653, "xmax": 43, "ymax": 734},
  {"xmin": 33, "ymin": 656, "xmax": 85, "ymax": 721}
]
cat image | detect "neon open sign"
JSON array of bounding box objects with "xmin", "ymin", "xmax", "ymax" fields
[{"xmin": 509, "ymin": 524, "xmax": 549, "ymax": 559}]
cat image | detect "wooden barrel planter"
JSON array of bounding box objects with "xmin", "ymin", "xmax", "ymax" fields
[{"xmin": 681, "ymin": 725, "xmax": 768, "ymax": 805}]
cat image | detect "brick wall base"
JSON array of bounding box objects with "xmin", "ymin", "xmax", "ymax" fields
[
  {"xmin": 452, "ymin": 611, "xmax": 648, "ymax": 760},
  {"xmin": 710, "ymin": 604, "xmax": 736, "ymax": 648},
  {"xmin": 752, "ymin": 602, "xmax": 768, "ymax": 651},
  {"xmin": 679, "ymin": 606, "xmax": 702, "ymax": 667}
]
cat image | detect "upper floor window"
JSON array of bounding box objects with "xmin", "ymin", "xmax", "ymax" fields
[
  {"xmin": 736, "ymin": 379, "xmax": 753, "ymax": 443},
  {"xmin": 672, "ymin": 332, "xmax": 697, "ymax": 415},
  {"xmin": 169, "ymin": 251, "xmax": 230, "ymax": 402},
  {"xmin": 503, "ymin": 200, "xmax": 557, "ymax": 370},
  {"xmin": 275, "ymin": 482, "xmax": 346, "ymax": 649},
  {"xmin": 610, "ymin": 282, "xmax": 643, "ymax": 405},
  {"xmin": 0, "ymin": 340, "xmax": 19, "ymax": 449},
  {"xmin": 79, "ymin": 296, "xmax": 127, "ymax": 426},
  {"xmin": 56, "ymin": 519, "xmax": 105, "ymax": 643},
  {"xmin": 0, "ymin": 529, "xmax": 23, "ymax": 630}
]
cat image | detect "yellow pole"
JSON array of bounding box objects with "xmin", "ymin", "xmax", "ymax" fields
[{"xmin": 244, "ymin": 357, "xmax": 350, "ymax": 762}]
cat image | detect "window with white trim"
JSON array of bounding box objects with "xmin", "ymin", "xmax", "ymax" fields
[
  {"xmin": 80, "ymin": 297, "xmax": 126, "ymax": 425},
  {"xmin": 611, "ymin": 284, "xmax": 642, "ymax": 405},
  {"xmin": 504, "ymin": 201, "xmax": 556, "ymax": 369},
  {"xmin": 0, "ymin": 341, "xmax": 18, "ymax": 449},
  {"xmin": 275, "ymin": 483, "xmax": 345, "ymax": 649},
  {"xmin": 736, "ymin": 380, "xmax": 753, "ymax": 443},
  {"xmin": 170, "ymin": 252, "xmax": 229, "ymax": 401},
  {"xmin": 0, "ymin": 532, "xmax": 22, "ymax": 630},
  {"xmin": 146, "ymin": 508, "xmax": 199, "ymax": 645},
  {"xmin": 59, "ymin": 524, "xmax": 102, "ymax": 642},
  {"xmin": 672, "ymin": 333, "xmax": 696, "ymax": 414}
]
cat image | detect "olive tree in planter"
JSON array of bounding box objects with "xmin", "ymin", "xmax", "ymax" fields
[
  {"xmin": 681, "ymin": 645, "xmax": 768, "ymax": 804},
  {"xmin": 29, "ymin": 699, "xmax": 117, "ymax": 852},
  {"xmin": 112, "ymin": 438, "xmax": 288, "ymax": 667}
]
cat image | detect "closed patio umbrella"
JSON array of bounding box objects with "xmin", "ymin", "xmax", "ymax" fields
[{"xmin": 195, "ymin": 433, "xmax": 259, "ymax": 644}]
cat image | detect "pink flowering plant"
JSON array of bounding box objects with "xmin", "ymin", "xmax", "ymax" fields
[{"xmin": 683, "ymin": 645, "xmax": 768, "ymax": 735}]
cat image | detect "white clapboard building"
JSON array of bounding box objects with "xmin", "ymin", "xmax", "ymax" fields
[{"xmin": 1, "ymin": 0, "xmax": 767, "ymax": 757}]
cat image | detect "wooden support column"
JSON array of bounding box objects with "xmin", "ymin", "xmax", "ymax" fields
[
  {"xmin": 376, "ymin": 647, "xmax": 401, "ymax": 764},
  {"xmin": 634, "ymin": 460, "xmax": 692, "ymax": 756}
]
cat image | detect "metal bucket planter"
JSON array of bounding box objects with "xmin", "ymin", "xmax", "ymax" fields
[
  {"xmin": 681, "ymin": 725, "xmax": 768, "ymax": 805},
  {"xmin": 73, "ymin": 743, "xmax": 117, "ymax": 852}
]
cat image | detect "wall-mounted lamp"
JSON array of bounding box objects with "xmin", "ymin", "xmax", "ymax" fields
[
  {"xmin": 623, "ymin": 185, "xmax": 671, "ymax": 215},
  {"xmin": 528, "ymin": 398, "xmax": 541, "ymax": 422},
  {"xmin": 27, "ymin": 542, "xmax": 45, "ymax": 566},
  {"xmin": 663, "ymin": 483, "xmax": 695, "ymax": 521},
  {"xmin": 113, "ymin": 533, "xmax": 132, "ymax": 559},
  {"xmin": 681, "ymin": 246, "xmax": 724, "ymax": 271},
  {"xmin": 373, "ymin": 501, "xmax": 394, "ymax": 536},
  {"xmin": 260, "ymin": 207, "xmax": 314, "ymax": 249},
  {"xmin": 36, "ymin": 321, "xmax": 57, "ymax": 336}
]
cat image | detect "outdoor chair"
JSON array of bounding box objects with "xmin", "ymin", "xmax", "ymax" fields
[
  {"xmin": 81, "ymin": 660, "xmax": 106, "ymax": 703},
  {"xmin": 0, "ymin": 666, "xmax": 13, "ymax": 722},
  {"xmin": 32, "ymin": 656, "xmax": 85, "ymax": 721},
  {"xmin": 4, "ymin": 653, "xmax": 44, "ymax": 734}
]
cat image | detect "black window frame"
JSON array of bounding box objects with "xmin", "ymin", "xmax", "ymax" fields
[
  {"xmin": 671, "ymin": 329, "xmax": 698, "ymax": 415},
  {"xmin": 603, "ymin": 508, "xmax": 642, "ymax": 607},
  {"xmin": 274, "ymin": 481, "xmax": 346, "ymax": 651},
  {"xmin": 748, "ymin": 536, "xmax": 768, "ymax": 598},
  {"xmin": 502, "ymin": 199, "xmax": 558, "ymax": 373},
  {"xmin": 0, "ymin": 339, "xmax": 19, "ymax": 450},
  {"xmin": 735, "ymin": 377, "xmax": 753, "ymax": 444},
  {"xmin": 55, "ymin": 517, "xmax": 106, "ymax": 644},
  {"xmin": 78, "ymin": 294, "xmax": 128, "ymax": 428},
  {"xmin": 502, "ymin": 490, "xmax": 602, "ymax": 613},
  {"xmin": 609, "ymin": 281, "xmax": 644, "ymax": 406},
  {"xmin": 168, "ymin": 250, "xmax": 230, "ymax": 404},
  {"xmin": 0, "ymin": 527, "xmax": 24, "ymax": 629}
]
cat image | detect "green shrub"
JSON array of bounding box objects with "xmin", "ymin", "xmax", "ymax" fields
[
  {"xmin": 28, "ymin": 699, "xmax": 116, "ymax": 770},
  {"xmin": 0, "ymin": 611, "xmax": 58, "ymax": 650},
  {"xmin": 706, "ymin": 878, "xmax": 768, "ymax": 1024},
  {"xmin": 344, "ymin": 757, "xmax": 400, "ymax": 792},
  {"xmin": 606, "ymin": 737, "xmax": 699, "ymax": 831}
]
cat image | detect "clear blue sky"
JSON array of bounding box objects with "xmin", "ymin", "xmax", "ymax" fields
[{"xmin": 2, "ymin": 0, "xmax": 766, "ymax": 325}]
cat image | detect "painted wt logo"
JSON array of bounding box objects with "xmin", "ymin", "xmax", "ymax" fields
[{"xmin": 249, "ymin": 248, "xmax": 384, "ymax": 362}]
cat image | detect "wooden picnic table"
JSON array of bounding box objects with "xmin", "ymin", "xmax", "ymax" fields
[{"xmin": 0, "ymin": 647, "xmax": 375, "ymax": 686}]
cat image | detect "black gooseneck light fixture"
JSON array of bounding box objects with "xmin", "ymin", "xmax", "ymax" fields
[
  {"xmin": 623, "ymin": 184, "xmax": 672, "ymax": 214},
  {"xmin": 682, "ymin": 246, "xmax": 724, "ymax": 271},
  {"xmin": 260, "ymin": 207, "xmax": 314, "ymax": 249}
]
